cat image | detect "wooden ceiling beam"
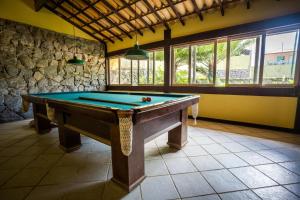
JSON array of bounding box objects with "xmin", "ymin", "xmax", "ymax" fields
[
  {"xmin": 166, "ymin": 0, "xmax": 185, "ymax": 25},
  {"xmin": 246, "ymin": 0, "xmax": 250, "ymax": 9},
  {"xmin": 81, "ymin": 0, "xmax": 133, "ymax": 39},
  {"xmin": 34, "ymin": 0, "xmax": 48, "ymax": 11},
  {"xmin": 220, "ymin": 1, "xmax": 225, "ymax": 16},
  {"xmin": 48, "ymin": 1, "xmax": 113, "ymax": 43},
  {"xmin": 81, "ymin": 0, "xmax": 186, "ymax": 33},
  {"xmin": 64, "ymin": 0, "xmax": 122, "ymax": 42},
  {"xmin": 142, "ymin": 0, "xmax": 170, "ymax": 30},
  {"xmin": 102, "ymin": 0, "xmax": 187, "ymax": 23},
  {"xmin": 107, "ymin": 0, "xmax": 243, "ymax": 40},
  {"xmin": 101, "ymin": 0, "xmax": 143, "ymax": 36},
  {"xmin": 119, "ymin": 0, "xmax": 155, "ymax": 33},
  {"xmin": 44, "ymin": 4, "xmax": 104, "ymax": 43},
  {"xmin": 190, "ymin": 0, "xmax": 203, "ymax": 21}
]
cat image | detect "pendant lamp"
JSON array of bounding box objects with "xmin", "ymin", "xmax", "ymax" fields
[
  {"xmin": 67, "ymin": 9, "xmax": 85, "ymax": 65},
  {"xmin": 124, "ymin": 1, "xmax": 148, "ymax": 60}
]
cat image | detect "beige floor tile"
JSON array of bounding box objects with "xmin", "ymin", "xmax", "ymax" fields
[
  {"xmin": 26, "ymin": 154, "xmax": 62, "ymax": 169},
  {"xmin": 0, "ymin": 146, "xmax": 28, "ymax": 157},
  {"xmin": 26, "ymin": 182, "xmax": 106, "ymax": 200},
  {"xmin": 141, "ymin": 175, "xmax": 179, "ymax": 200},
  {"xmin": 255, "ymin": 164, "xmax": 300, "ymax": 185},
  {"xmin": 102, "ymin": 181, "xmax": 141, "ymax": 200},
  {"xmin": 202, "ymin": 169, "xmax": 247, "ymax": 193},
  {"xmin": 19, "ymin": 145, "xmax": 49, "ymax": 156},
  {"xmin": 183, "ymin": 146, "xmax": 208, "ymax": 157},
  {"xmin": 3, "ymin": 168, "xmax": 48, "ymax": 188},
  {"xmin": 75, "ymin": 164, "xmax": 109, "ymax": 182},
  {"xmin": 43, "ymin": 143, "xmax": 65, "ymax": 154},
  {"xmin": 164, "ymin": 157, "xmax": 197, "ymax": 174},
  {"xmin": 0, "ymin": 169, "xmax": 19, "ymax": 186},
  {"xmin": 39, "ymin": 166, "xmax": 79, "ymax": 185},
  {"xmin": 235, "ymin": 151, "xmax": 273, "ymax": 165},
  {"xmin": 0, "ymin": 155, "xmax": 37, "ymax": 170},
  {"xmin": 229, "ymin": 166, "xmax": 278, "ymax": 188},
  {"xmin": 190, "ymin": 155, "xmax": 224, "ymax": 171},
  {"xmin": 213, "ymin": 153, "xmax": 248, "ymax": 168},
  {"xmin": 172, "ymin": 172, "xmax": 215, "ymax": 198},
  {"xmin": 221, "ymin": 142, "xmax": 250, "ymax": 153},
  {"xmin": 145, "ymin": 147, "xmax": 162, "ymax": 160},
  {"xmin": 85, "ymin": 151, "xmax": 111, "ymax": 165},
  {"xmin": 159, "ymin": 147, "xmax": 186, "ymax": 159},
  {"xmin": 55, "ymin": 153, "xmax": 89, "ymax": 167},
  {"xmin": 201, "ymin": 144, "xmax": 229, "ymax": 155},
  {"xmin": 145, "ymin": 159, "xmax": 169, "ymax": 176},
  {"xmin": 253, "ymin": 186, "xmax": 299, "ymax": 200},
  {"xmin": 0, "ymin": 187, "xmax": 32, "ymax": 200}
]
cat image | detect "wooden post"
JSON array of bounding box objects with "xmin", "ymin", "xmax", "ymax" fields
[{"xmin": 164, "ymin": 29, "xmax": 171, "ymax": 92}]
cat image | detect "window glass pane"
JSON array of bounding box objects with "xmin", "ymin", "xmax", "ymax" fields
[
  {"xmin": 139, "ymin": 60, "xmax": 148, "ymax": 84},
  {"xmin": 191, "ymin": 43, "xmax": 214, "ymax": 84},
  {"xmin": 229, "ymin": 37, "xmax": 257, "ymax": 84},
  {"xmin": 154, "ymin": 50, "xmax": 164, "ymax": 85},
  {"xmin": 132, "ymin": 60, "xmax": 138, "ymax": 86},
  {"xmin": 148, "ymin": 52, "xmax": 154, "ymax": 84},
  {"xmin": 174, "ymin": 46, "xmax": 189, "ymax": 84},
  {"xmin": 120, "ymin": 58, "xmax": 131, "ymax": 84},
  {"xmin": 263, "ymin": 31, "xmax": 298, "ymax": 85},
  {"xmin": 216, "ymin": 39, "xmax": 227, "ymax": 86},
  {"xmin": 109, "ymin": 58, "xmax": 119, "ymax": 84}
]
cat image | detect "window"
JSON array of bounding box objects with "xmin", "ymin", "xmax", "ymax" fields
[
  {"xmin": 263, "ymin": 30, "xmax": 299, "ymax": 85},
  {"xmin": 148, "ymin": 52, "xmax": 154, "ymax": 84},
  {"xmin": 173, "ymin": 46, "xmax": 189, "ymax": 84},
  {"xmin": 109, "ymin": 58, "xmax": 119, "ymax": 85},
  {"xmin": 108, "ymin": 49, "xmax": 164, "ymax": 85},
  {"xmin": 139, "ymin": 59, "xmax": 148, "ymax": 84},
  {"xmin": 109, "ymin": 25, "xmax": 300, "ymax": 88},
  {"xmin": 120, "ymin": 58, "xmax": 131, "ymax": 84},
  {"xmin": 132, "ymin": 60, "xmax": 138, "ymax": 86},
  {"xmin": 215, "ymin": 39, "xmax": 227, "ymax": 86},
  {"xmin": 228, "ymin": 37, "xmax": 259, "ymax": 84},
  {"xmin": 154, "ymin": 50, "xmax": 164, "ymax": 84},
  {"xmin": 191, "ymin": 43, "xmax": 214, "ymax": 84}
]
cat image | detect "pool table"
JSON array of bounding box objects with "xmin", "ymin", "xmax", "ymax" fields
[{"xmin": 22, "ymin": 91, "xmax": 199, "ymax": 191}]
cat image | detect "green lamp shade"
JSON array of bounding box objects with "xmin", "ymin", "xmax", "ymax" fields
[
  {"xmin": 124, "ymin": 44, "xmax": 149, "ymax": 60},
  {"xmin": 67, "ymin": 56, "xmax": 85, "ymax": 65}
]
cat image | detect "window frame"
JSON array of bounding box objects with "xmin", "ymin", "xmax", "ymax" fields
[
  {"xmin": 107, "ymin": 24, "xmax": 300, "ymax": 91},
  {"xmin": 226, "ymin": 34, "xmax": 262, "ymax": 87},
  {"xmin": 261, "ymin": 28, "xmax": 300, "ymax": 87},
  {"xmin": 108, "ymin": 48, "xmax": 165, "ymax": 86}
]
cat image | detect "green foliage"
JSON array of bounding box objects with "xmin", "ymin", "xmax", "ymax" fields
[{"xmin": 174, "ymin": 39, "xmax": 256, "ymax": 84}]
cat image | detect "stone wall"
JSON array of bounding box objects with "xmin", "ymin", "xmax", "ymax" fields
[{"xmin": 0, "ymin": 19, "xmax": 106, "ymax": 123}]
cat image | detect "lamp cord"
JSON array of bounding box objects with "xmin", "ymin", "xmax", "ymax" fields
[
  {"xmin": 72, "ymin": 6, "xmax": 76, "ymax": 56},
  {"xmin": 73, "ymin": 23, "xmax": 76, "ymax": 56}
]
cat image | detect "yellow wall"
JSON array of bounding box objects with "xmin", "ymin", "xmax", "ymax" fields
[
  {"xmin": 107, "ymin": 0, "xmax": 300, "ymax": 52},
  {"xmin": 0, "ymin": 0, "xmax": 95, "ymax": 40},
  {"xmin": 189, "ymin": 94, "xmax": 297, "ymax": 129}
]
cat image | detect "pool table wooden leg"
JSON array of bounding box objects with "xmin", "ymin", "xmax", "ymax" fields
[
  {"xmin": 167, "ymin": 108, "xmax": 188, "ymax": 149},
  {"xmin": 56, "ymin": 112, "xmax": 81, "ymax": 152},
  {"xmin": 33, "ymin": 103, "xmax": 52, "ymax": 134},
  {"xmin": 110, "ymin": 125, "xmax": 145, "ymax": 192}
]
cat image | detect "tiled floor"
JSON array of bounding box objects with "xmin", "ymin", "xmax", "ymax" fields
[{"xmin": 0, "ymin": 119, "xmax": 300, "ymax": 200}]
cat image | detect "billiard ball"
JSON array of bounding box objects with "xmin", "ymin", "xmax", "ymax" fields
[{"xmin": 146, "ymin": 97, "xmax": 151, "ymax": 102}]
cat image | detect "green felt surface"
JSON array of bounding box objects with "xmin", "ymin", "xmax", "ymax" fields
[{"xmin": 32, "ymin": 91, "xmax": 190, "ymax": 110}]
